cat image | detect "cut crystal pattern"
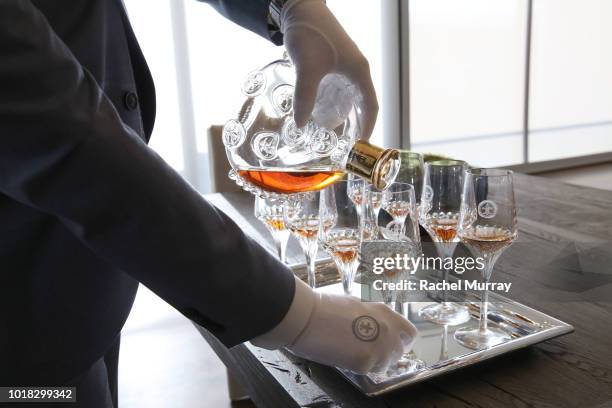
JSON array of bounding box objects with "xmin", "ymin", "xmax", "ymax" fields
[
  {"xmin": 310, "ymin": 128, "xmax": 338, "ymax": 157},
  {"xmin": 252, "ymin": 132, "xmax": 280, "ymax": 161},
  {"xmin": 242, "ymin": 70, "xmax": 266, "ymax": 96},
  {"xmin": 272, "ymin": 84, "xmax": 294, "ymax": 115},
  {"xmin": 222, "ymin": 120, "xmax": 246, "ymax": 149},
  {"xmin": 281, "ymin": 118, "xmax": 312, "ymax": 147}
]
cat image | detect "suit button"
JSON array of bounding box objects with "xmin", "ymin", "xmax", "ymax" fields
[{"xmin": 123, "ymin": 91, "xmax": 139, "ymax": 111}]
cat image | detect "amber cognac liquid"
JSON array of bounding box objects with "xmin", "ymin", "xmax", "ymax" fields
[
  {"xmin": 423, "ymin": 217, "xmax": 459, "ymax": 242},
  {"xmin": 238, "ymin": 169, "xmax": 344, "ymax": 194},
  {"xmin": 383, "ymin": 201, "xmax": 411, "ymax": 219},
  {"xmin": 323, "ymin": 229, "xmax": 360, "ymax": 264},
  {"xmin": 460, "ymin": 227, "xmax": 515, "ymax": 253},
  {"xmin": 257, "ymin": 215, "xmax": 286, "ymax": 231}
]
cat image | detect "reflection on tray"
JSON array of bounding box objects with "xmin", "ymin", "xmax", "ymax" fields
[
  {"xmin": 288, "ymin": 262, "xmax": 574, "ymax": 396},
  {"xmin": 340, "ymin": 286, "xmax": 572, "ymax": 395}
]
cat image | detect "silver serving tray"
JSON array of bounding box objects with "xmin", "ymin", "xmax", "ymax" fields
[{"xmin": 290, "ymin": 264, "xmax": 574, "ymax": 397}]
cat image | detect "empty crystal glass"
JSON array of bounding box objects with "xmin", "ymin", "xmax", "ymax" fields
[{"xmin": 396, "ymin": 152, "xmax": 424, "ymax": 211}]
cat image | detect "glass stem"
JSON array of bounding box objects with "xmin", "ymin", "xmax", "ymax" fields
[
  {"xmin": 304, "ymin": 243, "xmax": 318, "ymax": 288},
  {"xmin": 275, "ymin": 231, "xmax": 289, "ymax": 263},
  {"xmin": 272, "ymin": 234, "xmax": 282, "ymax": 261},
  {"xmin": 442, "ymin": 268, "xmax": 449, "ymax": 305},
  {"xmin": 480, "ymin": 288, "xmax": 489, "ymax": 333},
  {"xmin": 374, "ymin": 208, "xmax": 381, "ymax": 224},
  {"xmin": 436, "ymin": 243, "xmax": 456, "ymax": 306},
  {"xmin": 479, "ymin": 259, "xmax": 494, "ymax": 333},
  {"xmin": 341, "ymin": 264, "xmax": 352, "ymax": 295},
  {"xmin": 372, "ymin": 208, "xmax": 381, "ymax": 236},
  {"xmin": 338, "ymin": 261, "xmax": 358, "ymax": 295},
  {"xmin": 393, "ymin": 216, "xmax": 407, "ymax": 239}
]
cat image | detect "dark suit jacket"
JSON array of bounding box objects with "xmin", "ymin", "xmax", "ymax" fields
[{"xmin": 0, "ymin": 0, "xmax": 293, "ymax": 384}]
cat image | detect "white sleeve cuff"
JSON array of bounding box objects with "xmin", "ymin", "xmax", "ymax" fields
[{"xmin": 250, "ymin": 275, "xmax": 318, "ymax": 350}]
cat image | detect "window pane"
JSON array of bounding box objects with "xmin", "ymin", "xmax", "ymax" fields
[
  {"xmin": 185, "ymin": 0, "xmax": 386, "ymax": 150},
  {"xmin": 327, "ymin": 0, "xmax": 385, "ymax": 147},
  {"xmin": 529, "ymin": 0, "xmax": 612, "ymax": 162},
  {"xmin": 124, "ymin": 0, "xmax": 184, "ymax": 171},
  {"xmin": 184, "ymin": 2, "xmax": 281, "ymax": 154},
  {"xmin": 409, "ymin": 0, "xmax": 527, "ymax": 166}
]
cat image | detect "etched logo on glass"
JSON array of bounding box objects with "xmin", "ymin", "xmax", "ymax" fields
[
  {"xmin": 309, "ymin": 128, "xmax": 338, "ymax": 157},
  {"xmin": 222, "ymin": 120, "xmax": 246, "ymax": 149},
  {"xmin": 272, "ymin": 84, "xmax": 294, "ymax": 115},
  {"xmin": 242, "ymin": 70, "xmax": 266, "ymax": 96},
  {"xmin": 422, "ymin": 185, "xmax": 434, "ymax": 202},
  {"xmin": 281, "ymin": 118, "xmax": 312, "ymax": 147},
  {"xmin": 252, "ymin": 132, "xmax": 280, "ymax": 161},
  {"xmin": 478, "ymin": 200, "xmax": 498, "ymax": 219},
  {"xmin": 330, "ymin": 138, "xmax": 350, "ymax": 163}
]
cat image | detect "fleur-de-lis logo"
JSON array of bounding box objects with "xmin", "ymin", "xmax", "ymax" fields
[
  {"xmin": 281, "ymin": 118, "xmax": 312, "ymax": 147},
  {"xmin": 478, "ymin": 200, "xmax": 498, "ymax": 219},
  {"xmin": 222, "ymin": 120, "xmax": 246, "ymax": 149},
  {"xmin": 252, "ymin": 132, "xmax": 280, "ymax": 161},
  {"xmin": 310, "ymin": 128, "xmax": 338, "ymax": 157},
  {"xmin": 422, "ymin": 185, "xmax": 434, "ymax": 203},
  {"xmin": 272, "ymin": 84, "xmax": 294, "ymax": 115},
  {"xmin": 241, "ymin": 70, "xmax": 266, "ymax": 96},
  {"xmin": 330, "ymin": 138, "xmax": 349, "ymax": 163},
  {"xmin": 385, "ymin": 220, "xmax": 404, "ymax": 238}
]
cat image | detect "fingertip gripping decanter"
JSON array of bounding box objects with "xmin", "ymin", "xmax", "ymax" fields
[{"xmin": 223, "ymin": 55, "xmax": 399, "ymax": 200}]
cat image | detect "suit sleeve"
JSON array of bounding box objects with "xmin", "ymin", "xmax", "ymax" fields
[
  {"xmin": 199, "ymin": 0, "xmax": 284, "ymax": 45},
  {"xmin": 0, "ymin": 0, "xmax": 295, "ymax": 348}
]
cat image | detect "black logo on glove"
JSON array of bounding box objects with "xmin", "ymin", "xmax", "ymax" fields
[{"xmin": 352, "ymin": 316, "xmax": 380, "ymax": 342}]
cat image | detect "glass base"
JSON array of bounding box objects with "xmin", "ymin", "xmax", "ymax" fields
[
  {"xmin": 454, "ymin": 326, "xmax": 511, "ymax": 350},
  {"xmin": 419, "ymin": 302, "xmax": 471, "ymax": 326},
  {"xmin": 394, "ymin": 352, "xmax": 425, "ymax": 374}
]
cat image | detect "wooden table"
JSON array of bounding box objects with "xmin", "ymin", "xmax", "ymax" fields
[{"xmin": 194, "ymin": 174, "xmax": 612, "ymax": 408}]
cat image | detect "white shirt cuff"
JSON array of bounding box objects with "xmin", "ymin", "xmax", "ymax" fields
[{"xmin": 250, "ymin": 275, "xmax": 318, "ymax": 349}]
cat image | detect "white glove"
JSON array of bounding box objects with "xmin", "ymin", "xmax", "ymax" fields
[
  {"xmin": 281, "ymin": 0, "xmax": 379, "ymax": 140},
  {"xmin": 252, "ymin": 277, "xmax": 418, "ymax": 375}
]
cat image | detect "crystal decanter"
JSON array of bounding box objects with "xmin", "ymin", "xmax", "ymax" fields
[{"xmin": 223, "ymin": 56, "xmax": 400, "ymax": 200}]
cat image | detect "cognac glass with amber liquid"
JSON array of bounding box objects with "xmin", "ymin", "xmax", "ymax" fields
[
  {"xmin": 222, "ymin": 56, "xmax": 400, "ymax": 200},
  {"xmin": 454, "ymin": 168, "xmax": 517, "ymax": 350},
  {"xmin": 283, "ymin": 191, "xmax": 335, "ymax": 288},
  {"xmin": 318, "ymin": 180, "xmax": 363, "ymax": 295},
  {"xmin": 255, "ymin": 196, "xmax": 290, "ymax": 263},
  {"xmin": 418, "ymin": 160, "xmax": 471, "ymax": 326}
]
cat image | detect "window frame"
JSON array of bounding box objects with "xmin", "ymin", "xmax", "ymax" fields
[{"xmin": 394, "ymin": 0, "xmax": 612, "ymax": 173}]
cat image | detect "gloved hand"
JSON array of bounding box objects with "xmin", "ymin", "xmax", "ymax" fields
[
  {"xmin": 252, "ymin": 277, "xmax": 418, "ymax": 375},
  {"xmin": 280, "ymin": 0, "xmax": 379, "ymax": 140}
]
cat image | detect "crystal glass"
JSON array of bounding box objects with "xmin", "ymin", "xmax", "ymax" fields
[
  {"xmin": 319, "ymin": 181, "xmax": 362, "ymax": 295},
  {"xmin": 396, "ymin": 152, "xmax": 424, "ymax": 211},
  {"xmin": 347, "ymin": 174, "xmax": 366, "ymax": 222},
  {"xmin": 223, "ymin": 57, "xmax": 399, "ymax": 201},
  {"xmin": 254, "ymin": 197, "xmax": 290, "ymax": 263},
  {"xmin": 370, "ymin": 186, "xmax": 424, "ymax": 372},
  {"xmin": 454, "ymin": 168, "xmax": 517, "ymax": 349},
  {"xmin": 418, "ymin": 160, "xmax": 470, "ymax": 326},
  {"xmin": 364, "ymin": 184, "xmax": 383, "ymax": 238},
  {"xmin": 284, "ymin": 192, "xmax": 334, "ymax": 288},
  {"xmin": 382, "ymin": 182, "xmax": 416, "ymax": 240}
]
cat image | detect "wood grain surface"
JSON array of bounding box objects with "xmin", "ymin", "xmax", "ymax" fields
[{"xmin": 195, "ymin": 174, "xmax": 612, "ymax": 408}]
